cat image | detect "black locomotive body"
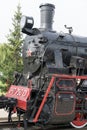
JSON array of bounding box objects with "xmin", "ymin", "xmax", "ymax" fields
[{"xmin": 1, "ymin": 3, "xmax": 87, "ymax": 130}]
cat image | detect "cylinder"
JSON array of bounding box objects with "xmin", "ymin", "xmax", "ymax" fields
[{"xmin": 39, "ymin": 3, "xmax": 55, "ymax": 31}]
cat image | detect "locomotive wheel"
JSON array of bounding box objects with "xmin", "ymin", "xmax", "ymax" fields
[{"xmin": 70, "ymin": 113, "xmax": 87, "ymax": 128}]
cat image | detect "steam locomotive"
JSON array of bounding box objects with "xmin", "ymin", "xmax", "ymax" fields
[{"xmin": 1, "ymin": 3, "xmax": 87, "ymax": 130}]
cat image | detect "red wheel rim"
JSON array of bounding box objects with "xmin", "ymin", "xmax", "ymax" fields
[{"xmin": 70, "ymin": 113, "xmax": 87, "ymax": 128}]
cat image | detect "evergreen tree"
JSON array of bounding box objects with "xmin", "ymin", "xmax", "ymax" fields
[
  {"xmin": 7, "ymin": 3, "xmax": 23, "ymax": 72},
  {"xmin": 0, "ymin": 3, "xmax": 23, "ymax": 84}
]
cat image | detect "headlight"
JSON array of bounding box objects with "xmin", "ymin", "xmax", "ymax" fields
[
  {"xmin": 20, "ymin": 15, "xmax": 26, "ymax": 29},
  {"xmin": 20, "ymin": 15, "xmax": 34, "ymax": 30}
]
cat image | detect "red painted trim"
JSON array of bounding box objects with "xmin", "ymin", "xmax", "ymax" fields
[
  {"xmin": 6, "ymin": 85, "xmax": 32, "ymax": 110},
  {"xmin": 55, "ymin": 92, "xmax": 76, "ymax": 116},
  {"xmin": 56, "ymin": 78, "xmax": 75, "ymax": 89},
  {"xmin": 71, "ymin": 113, "xmax": 87, "ymax": 128},
  {"xmin": 53, "ymin": 74, "xmax": 87, "ymax": 79},
  {"xmin": 33, "ymin": 76, "xmax": 55, "ymax": 123},
  {"xmin": 33, "ymin": 74, "xmax": 87, "ymax": 123},
  {"xmin": 28, "ymin": 80, "xmax": 32, "ymax": 88}
]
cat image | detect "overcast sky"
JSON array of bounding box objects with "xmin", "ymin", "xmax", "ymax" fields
[{"xmin": 0, "ymin": 0, "xmax": 87, "ymax": 43}]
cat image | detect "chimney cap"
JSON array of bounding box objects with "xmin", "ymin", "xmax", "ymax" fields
[{"xmin": 39, "ymin": 3, "xmax": 55, "ymax": 9}]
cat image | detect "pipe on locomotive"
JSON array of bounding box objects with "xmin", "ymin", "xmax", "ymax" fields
[
  {"xmin": 20, "ymin": 3, "xmax": 55, "ymax": 34},
  {"xmin": 39, "ymin": 3, "xmax": 55, "ymax": 31}
]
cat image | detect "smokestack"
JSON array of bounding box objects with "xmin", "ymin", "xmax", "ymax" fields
[{"xmin": 39, "ymin": 3, "xmax": 55, "ymax": 31}]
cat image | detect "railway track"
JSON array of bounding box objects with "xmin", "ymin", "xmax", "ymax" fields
[
  {"xmin": 0, "ymin": 117, "xmax": 87, "ymax": 130},
  {"xmin": 0, "ymin": 122, "xmax": 87, "ymax": 130},
  {"xmin": 0, "ymin": 120, "xmax": 24, "ymax": 129}
]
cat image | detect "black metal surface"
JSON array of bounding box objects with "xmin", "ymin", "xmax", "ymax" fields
[
  {"xmin": 39, "ymin": 3, "xmax": 55, "ymax": 30},
  {"xmin": 1, "ymin": 3, "xmax": 87, "ymax": 129}
]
